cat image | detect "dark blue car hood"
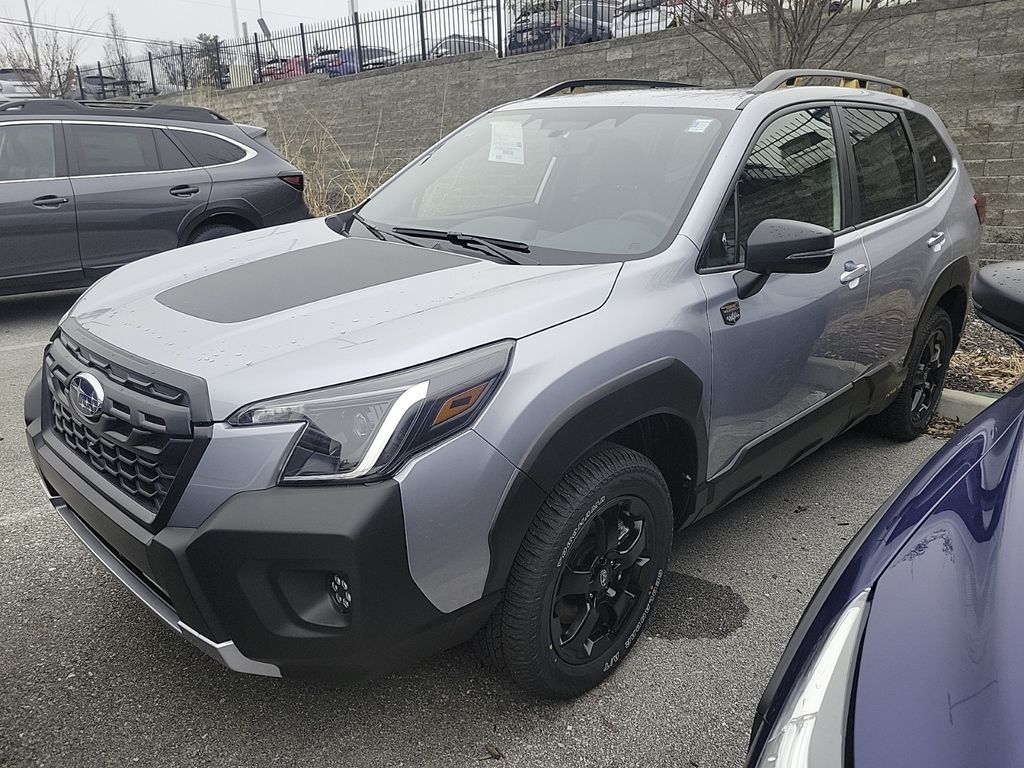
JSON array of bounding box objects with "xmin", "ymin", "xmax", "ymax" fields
[
  {"xmin": 853, "ymin": 384, "xmax": 1024, "ymax": 767},
  {"xmin": 748, "ymin": 383, "xmax": 1024, "ymax": 766}
]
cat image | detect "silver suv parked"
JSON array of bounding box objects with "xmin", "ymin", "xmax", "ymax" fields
[
  {"xmin": 25, "ymin": 71, "xmax": 982, "ymax": 698},
  {"xmin": 0, "ymin": 99, "xmax": 309, "ymax": 296}
]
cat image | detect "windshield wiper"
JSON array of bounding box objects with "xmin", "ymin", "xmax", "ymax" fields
[
  {"xmin": 391, "ymin": 227, "xmax": 535, "ymax": 265},
  {"xmin": 349, "ymin": 212, "xmax": 419, "ymax": 248}
]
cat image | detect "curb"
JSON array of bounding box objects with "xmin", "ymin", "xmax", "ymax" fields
[{"xmin": 937, "ymin": 389, "xmax": 998, "ymax": 424}]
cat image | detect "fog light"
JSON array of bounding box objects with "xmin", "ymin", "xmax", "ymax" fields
[{"xmin": 328, "ymin": 572, "xmax": 352, "ymax": 613}]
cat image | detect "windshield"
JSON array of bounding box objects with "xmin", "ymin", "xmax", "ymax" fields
[{"xmin": 358, "ymin": 105, "xmax": 734, "ymax": 264}]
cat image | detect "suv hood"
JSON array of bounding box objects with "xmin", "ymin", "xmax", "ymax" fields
[{"xmin": 67, "ymin": 218, "xmax": 620, "ymax": 420}]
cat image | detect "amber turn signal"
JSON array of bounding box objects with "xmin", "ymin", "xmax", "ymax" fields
[{"xmin": 432, "ymin": 382, "xmax": 488, "ymax": 427}]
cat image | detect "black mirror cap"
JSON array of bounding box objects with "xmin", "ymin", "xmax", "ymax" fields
[
  {"xmin": 745, "ymin": 218, "xmax": 836, "ymax": 275},
  {"xmin": 973, "ymin": 261, "xmax": 1024, "ymax": 347}
]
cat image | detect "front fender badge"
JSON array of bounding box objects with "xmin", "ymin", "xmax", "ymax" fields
[{"xmin": 720, "ymin": 301, "xmax": 741, "ymax": 326}]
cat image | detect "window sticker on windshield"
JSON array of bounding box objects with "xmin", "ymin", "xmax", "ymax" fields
[
  {"xmin": 687, "ymin": 119, "xmax": 714, "ymax": 133},
  {"xmin": 489, "ymin": 121, "xmax": 525, "ymax": 165}
]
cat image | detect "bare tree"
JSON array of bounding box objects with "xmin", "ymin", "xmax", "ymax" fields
[
  {"xmin": 0, "ymin": 5, "xmax": 90, "ymax": 97},
  {"xmin": 102, "ymin": 11, "xmax": 144, "ymax": 93},
  {"xmin": 147, "ymin": 41, "xmax": 193, "ymax": 90},
  {"xmin": 678, "ymin": 0, "xmax": 887, "ymax": 84}
]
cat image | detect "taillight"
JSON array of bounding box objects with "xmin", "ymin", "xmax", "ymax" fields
[
  {"xmin": 973, "ymin": 192, "xmax": 987, "ymax": 224},
  {"xmin": 279, "ymin": 173, "xmax": 304, "ymax": 192}
]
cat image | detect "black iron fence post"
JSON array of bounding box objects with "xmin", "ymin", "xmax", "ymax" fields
[
  {"xmin": 75, "ymin": 65, "xmax": 84, "ymax": 99},
  {"xmin": 215, "ymin": 38, "xmax": 224, "ymax": 88},
  {"xmin": 417, "ymin": 0, "xmax": 428, "ymax": 60},
  {"xmin": 119, "ymin": 56, "xmax": 129, "ymax": 97},
  {"xmin": 495, "ymin": 0, "xmax": 503, "ymax": 57},
  {"xmin": 254, "ymin": 33, "xmax": 263, "ymax": 83},
  {"xmin": 353, "ymin": 11, "xmax": 364, "ymax": 72},
  {"xmin": 591, "ymin": 0, "xmax": 598, "ymax": 40},
  {"xmin": 147, "ymin": 52, "xmax": 156, "ymax": 95},
  {"xmin": 179, "ymin": 45, "xmax": 189, "ymax": 89},
  {"xmin": 299, "ymin": 23, "xmax": 310, "ymax": 74}
]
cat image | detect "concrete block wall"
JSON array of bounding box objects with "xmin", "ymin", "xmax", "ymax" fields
[{"xmin": 165, "ymin": 0, "xmax": 1024, "ymax": 260}]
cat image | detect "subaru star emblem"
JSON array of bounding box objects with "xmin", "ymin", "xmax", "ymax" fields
[{"xmin": 69, "ymin": 372, "xmax": 105, "ymax": 420}]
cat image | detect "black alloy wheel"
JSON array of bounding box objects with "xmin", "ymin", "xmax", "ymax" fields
[
  {"xmin": 551, "ymin": 495, "xmax": 655, "ymax": 664},
  {"xmin": 874, "ymin": 306, "xmax": 954, "ymax": 441},
  {"xmin": 476, "ymin": 443, "xmax": 673, "ymax": 698},
  {"xmin": 910, "ymin": 326, "xmax": 947, "ymax": 425}
]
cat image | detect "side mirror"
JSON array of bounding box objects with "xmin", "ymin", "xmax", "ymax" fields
[
  {"xmin": 974, "ymin": 261, "xmax": 1024, "ymax": 349},
  {"xmin": 735, "ymin": 218, "xmax": 835, "ymax": 299},
  {"xmin": 746, "ymin": 218, "xmax": 835, "ymax": 275}
]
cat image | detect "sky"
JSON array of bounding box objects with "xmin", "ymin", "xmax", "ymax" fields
[{"xmin": 0, "ymin": 0, "xmax": 411, "ymax": 62}]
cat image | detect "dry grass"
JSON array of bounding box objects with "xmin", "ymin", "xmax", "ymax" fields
[{"xmin": 172, "ymin": 88, "xmax": 400, "ymax": 217}]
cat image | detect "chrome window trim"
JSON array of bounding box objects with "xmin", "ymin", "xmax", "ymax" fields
[{"xmin": 0, "ymin": 117, "xmax": 257, "ymax": 180}]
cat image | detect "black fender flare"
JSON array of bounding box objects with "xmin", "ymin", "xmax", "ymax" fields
[
  {"xmin": 903, "ymin": 255, "xmax": 972, "ymax": 368},
  {"xmin": 481, "ymin": 357, "xmax": 707, "ymax": 595},
  {"xmin": 177, "ymin": 198, "xmax": 263, "ymax": 245}
]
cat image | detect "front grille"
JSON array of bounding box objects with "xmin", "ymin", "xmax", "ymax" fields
[{"xmin": 45, "ymin": 335, "xmax": 194, "ymax": 518}]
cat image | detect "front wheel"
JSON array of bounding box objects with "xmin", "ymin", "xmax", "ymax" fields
[
  {"xmin": 482, "ymin": 443, "xmax": 673, "ymax": 698},
  {"xmin": 874, "ymin": 306, "xmax": 954, "ymax": 441}
]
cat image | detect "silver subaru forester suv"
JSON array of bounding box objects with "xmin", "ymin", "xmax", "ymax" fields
[{"xmin": 26, "ymin": 70, "xmax": 982, "ymax": 698}]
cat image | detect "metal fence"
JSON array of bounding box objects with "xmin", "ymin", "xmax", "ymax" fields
[{"xmin": 71, "ymin": 0, "xmax": 917, "ymax": 99}]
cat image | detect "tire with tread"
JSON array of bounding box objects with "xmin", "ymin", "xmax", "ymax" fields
[
  {"xmin": 873, "ymin": 306, "xmax": 954, "ymax": 441},
  {"xmin": 187, "ymin": 222, "xmax": 244, "ymax": 245},
  {"xmin": 475, "ymin": 442, "xmax": 673, "ymax": 698}
]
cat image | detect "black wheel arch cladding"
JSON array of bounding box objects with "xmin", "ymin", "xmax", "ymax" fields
[{"xmin": 482, "ymin": 358, "xmax": 706, "ymax": 597}]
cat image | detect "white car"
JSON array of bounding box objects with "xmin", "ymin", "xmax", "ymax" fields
[
  {"xmin": 0, "ymin": 67, "xmax": 43, "ymax": 99},
  {"xmin": 612, "ymin": 0, "xmax": 686, "ymax": 37}
]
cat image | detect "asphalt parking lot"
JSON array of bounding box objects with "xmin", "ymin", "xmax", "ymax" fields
[{"xmin": 0, "ymin": 289, "xmax": 943, "ymax": 768}]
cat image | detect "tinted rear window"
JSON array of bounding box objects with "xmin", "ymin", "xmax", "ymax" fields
[
  {"xmin": 905, "ymin": 110, "xmax": 953, "ymax": 195},
  {"xmin": 843, "ymin": 108, "xmax": 918, "ymax": 223},
  {"xmin": 173, "ymin": 131, "xmax": 247, "ymax": 166},
  {"xmin": 69, "ymin": 125, "xmax": 172, "ymax": 175},
  {"xmin": 0, "ymin": 124, "xmax": 56, "ymax": 180},
  {"xmin": 0, "ymin": 68, "xmax": 39, "ymax": 81}
]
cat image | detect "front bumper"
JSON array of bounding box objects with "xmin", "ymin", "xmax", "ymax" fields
[
  {"xmin": 27, "ymin": 402, "xmax": 497, "ymax": 681},
  {"xmin": 48, "ymin": 484, "xmax": 279, "ymax": 676}
]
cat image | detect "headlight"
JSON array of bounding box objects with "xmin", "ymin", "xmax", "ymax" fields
[
  {"xmin": 229, "ymin": 340, "xmax": 513, "ymax": 483},
  {"xmin": 755, "ymin": 589, "xmax": 871, "ymax": 768}
]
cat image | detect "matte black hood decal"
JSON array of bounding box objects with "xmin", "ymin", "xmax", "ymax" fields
[{"xmin": 156, "ymin": 239, "xmax": 470, "ymax": 323}]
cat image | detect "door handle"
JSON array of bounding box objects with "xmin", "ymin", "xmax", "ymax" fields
[
  {"xmin": 32, "ymin": 194, "xmax": 69, "ymax": 208},
  {"xmin": 169, "ymin": 185, "xmax": 200, "ymax": 198},
  {"xmin": 839, "ymin": 261, "xmax": 868, "ymax": 288},
  {"xmin": 926, "ymin": 230, "xmax": 947, "ymax": 249}
]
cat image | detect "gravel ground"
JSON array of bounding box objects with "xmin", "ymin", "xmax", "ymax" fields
[{"xmin": 0, "ymin": 289, "xmax": 943, "ymax": 768}]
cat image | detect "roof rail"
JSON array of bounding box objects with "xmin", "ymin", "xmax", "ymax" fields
[
  {"xmin": 532, "ymin": 78, "xmax": 700, "ymax": 98},
  {"xmin": 0, "ymin": 99, "xmax": 230, "ymax": 124},
  {"xmin": 751, "ymin": 69, "xmax": 911, "ymax": 98}
]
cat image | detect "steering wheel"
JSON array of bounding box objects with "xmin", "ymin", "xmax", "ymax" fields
[{"xmin": 618, "ymin": 209, "xmax": 671, "ymax": 228}]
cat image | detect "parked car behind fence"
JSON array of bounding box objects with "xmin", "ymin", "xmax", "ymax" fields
[{"xmin": 0, "ymin": 67, "xmax": 44, "ymax": 100}]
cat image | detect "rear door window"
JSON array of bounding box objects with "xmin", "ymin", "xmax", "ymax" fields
[
  {"xmin": 172, "ymin": 130, "xmax": 247, "ymax": 166},
  {"xmin": 68, "ymin": 125, "xmax": 176, "ymax": 176},
  {"xmin": 905, "ymin": 110, "xmax": 953, "ymax": 195},
  {"xmin": 0, "ymin": 124, "xmax": 57, "ymax": 181},
  {"xmin": 842, "ymin": 107, "xmax": 918, "ymax": 223},
  {"xmin": 155, "ymin": 130, "xmax": 193, "ymax": 170}
]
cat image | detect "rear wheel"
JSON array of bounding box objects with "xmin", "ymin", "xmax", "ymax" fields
[
  {"xmin": 187, "ymin": 222, "xmax": 245, "ymax": 245},
  {"xmin": 874, "ymin": 306, "xmax": 954, "ymax": 441},
  {"xmin": 478, "ymin": 443, "xmax": 673, "ymax": 698}
]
